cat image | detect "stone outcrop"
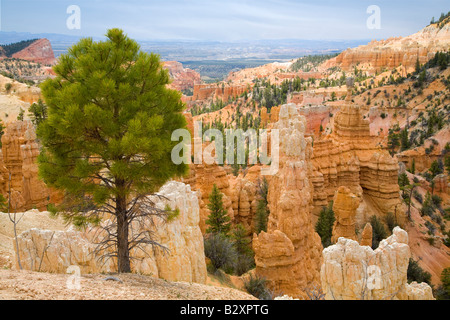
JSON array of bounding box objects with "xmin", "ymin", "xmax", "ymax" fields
[
  {"xmin": 311, "ymin": 82, "xmax": 404, "ymax": 226},
  {"xmin": 321, "ymin": 227, "xmax": 434, "ymax": 300},
  {"xmin": 1, "ymin": 121, "xmax": 52, "ymax": 211},
  {"xmin": 192, "ymin": 83, "xmax": 247, "ymax": 102},
  {"xmin": 14, "ymin": 181, "xmax": 207, "ymax": 284},
  {"xmin": 253, "ymin": 103, "xmax": 323, "ymax": 299},
  {"xmin": 10, "ymin": 39, "xmax": 56, "ymax": 65},
  {"xmin": 331, "ymin": 186, "xmax": 359, "ymax": 243},
  {"xmin": 163, "ymin": 61, "xmax": 201, "ymax": 92},
  {"xmin": 360, "ymin": 223, "xmax": 373, "ymax": 247},
  {"xmin": 432, "ymin": 174, "xmax": 448, "ymax": 194},
  {"xmin": 321, "ymin": 21, "xmax": 450, "ymax": 73}
]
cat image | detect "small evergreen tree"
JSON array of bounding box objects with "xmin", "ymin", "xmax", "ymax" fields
[
  {"xmin": 407, "ymin": 258, "xmax": 432, "ymax": 285},
  {"xmin": 17, "ymin": 108, "xmax": 24, "ymax": 121},
  {"xmin": 315, "ymin": 201, "xmax": 335, "ymax": 247},
  {"xmin": 255, "ymin": 177, "xmax": 269, "ymax": 234},
  {"xmin": 28, "ymin": 99, "xmax": 48, "ymax": 127},
  {"xmin": 206, "ymin": 184, "xmax": 231, "ymax": 236},
  {"xmin": 370, "ymin": 215, "xmax": 387, "ymax": 249},
  {"xmin": 429, "ymin": 159, "xmax": 443, "ymax": 178}
]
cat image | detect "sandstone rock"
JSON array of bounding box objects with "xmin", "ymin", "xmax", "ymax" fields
[
  {"xmin": 433, "ymin": 174, "xmax": 448, "ymax": 194},
  {"xmin": 331, "ymin": 186, "xmax": 360, "ymax": 243},
  {"xmin": 10, "ymin": 39, "xmax": 56, "ymax": 65},
  {"xmin": 14, "ymin": 181, "xmax": 207, "ymax": 284},
  {"xmin": 253, "ymin": 103, "xmax": 323, "ymax": 299},
  {"xmin": 360, "ymin": 223, "xmax": 373, "ymax": 247},
  {"xmin": 192, "ymin": 83, "xmax": 247, "ymax": 102},
  {"xmin": 163, "ymin": 61, "xmax": 201, "ymax": 92},
  {"xmin": 320, "ymin": 227, "xmax": 434, "ymax": 300},
  {"xmin": 311, "ymin": 87, "xmax": 405, "ymax": 226},
  {"xmin": 1, "ymin": 121, "xmax": 51, "ymax": 211},
  {"xmin": 321, "ymin": 22, "xmax": 450, "ymax": 73}
]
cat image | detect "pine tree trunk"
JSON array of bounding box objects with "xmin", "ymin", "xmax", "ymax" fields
[{"xmin": 116, "ymin": 193, "xmax": 131, "ymax": 273}]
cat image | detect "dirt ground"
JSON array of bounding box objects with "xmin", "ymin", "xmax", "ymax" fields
[{"xmin": 0, "ymin": 269, "xmax": 256, "ymax": 300}]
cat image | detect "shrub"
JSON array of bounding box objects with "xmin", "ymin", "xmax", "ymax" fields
[
  {"xmin": 231, "ymin": 224, "xmax": 255, "ymax": 276},
  {"xmin": 407, "ymin": 258, "xmax": 432, "ymax": 285},
  {"xmin": 204, "ymin": 233, "xmax": 238, "ymax": 273},
  {"xmin": 431, "ymin": 194, "xmax": 442, "ymax": 208},
  {"xmin": 385, "ymin": 212, "xmax": 398, "ymax": 232},
  {"xmin": 243, "ymin": 274, "xmax": 272, "ymax": 300},
  {"xmin": 436, "ymin": 268, "xmax": 450, "ymax": 300},
  {"xmin": 425, "ymin": 221, "xmax": 436, "ymax": 235},
  {"xmin": 4, "ymin": 83, "xmax": 12, "ymax": 93},
  {"xmin": 413, "ymin": 190, "xmax": 423, "ymax": 204},
  {"xmin": 370, "ymin": 215, "xmax": 388, "ymax": 249}
]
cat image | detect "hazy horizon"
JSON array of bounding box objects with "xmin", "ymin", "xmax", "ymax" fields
[{"xmin": 0, "ymin": 0, "xmax": 448, "ymax": 42}]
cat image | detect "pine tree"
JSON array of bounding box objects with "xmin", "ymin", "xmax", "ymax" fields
[
  {"xmin": 315, "ymin": 201, "xmax": 335, "ymax": 247},
  {"xmin": 206, "ymin": 184, "xmax": 231, "ymax": 236},
  {"xmin": 255, "ymin": 200, "xmax": 268, "ymax": 233},
  {"xmin": 28, "ymin": 99, "xmax": 48, "ymax": 127},
  {"xmin": 255, "ymin": 177, "xmax": 269, "ymax": 234},
  {"xmin": 370, "ymin": 215, "xmax": 387, "ymax": 249},
  {"xmin": 37, "ymin": 29, "xmax": 188, "ymax": 273},
  {"xmin": 410, "ymin": 158, "xmax": 416, "ymax": 174},
  {"xmin": 232, "ymin": 223, "xmax": 252, "ymax": 257}
]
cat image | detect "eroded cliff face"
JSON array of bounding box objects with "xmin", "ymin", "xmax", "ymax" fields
[
  {"xmin": 10, "ymin": 39, "xmax": 56, "ymax": 65},
  {"xmin": 321, "ymin": 22, "xmax": 450, "ymax": 73},
  {"xmin": 321, "ymin": 227, "xmax": 434, "ymax": 300},
  {"xmin": 14, "ymin": 181, "xmax": 207, "ymax": 284},
  {"xmin": 191, "ymin": 83, "xmax": 247, "ymax": 102},
  {"xmin": 163, "ymin": 61, "xmax": 201, "ymax": 92},
  {"xmin": 252, "ymin": 103, "xmax": 323, "ymax": 299},
  {"xmin": 0, "ymin": 121, "xmax": 53, "ymax": 212},
  {"xmin": 311, "ymin": 87, "xmax": 405, "ymax": 227}
]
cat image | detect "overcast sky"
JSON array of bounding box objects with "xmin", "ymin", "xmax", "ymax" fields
[{"xmin": 1, "ymin": 0, "xmax": 448, "ymax": 41}]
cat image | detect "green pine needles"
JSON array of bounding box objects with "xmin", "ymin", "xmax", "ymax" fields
[
  {"xmin": 37, "ymin": 29, "xmax": 188, "ymax": 273},
  {"xmin": 205, "ymin": 184, "xmax": 231, "ymax": 236}
]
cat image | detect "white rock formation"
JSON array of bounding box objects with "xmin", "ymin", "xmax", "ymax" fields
[
  {"xmin": 14, "ymin": 181, "xmax": 207, "ymax": 284},
  {"xmin": 320, "ymin": 227, "xmax": 434, "ymax": 300}
]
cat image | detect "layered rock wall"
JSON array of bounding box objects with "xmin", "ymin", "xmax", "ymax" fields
[{"xmin": 1, "ymin": 121, "xmax": 51, "ymax": 211}]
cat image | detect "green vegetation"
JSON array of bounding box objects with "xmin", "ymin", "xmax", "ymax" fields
[
  {"xmin": 255, "ymin": 178, "xmax": 269, "ymax": 234},
  {"xmin": 4, "ymin": 83, "xmax": 12, "ymax": 93},
  {"xmin": 370, "ymin": 215, "xmax": 387, "ymax": 249},
  {"xmin": 315, "ymin": 201, "xmax": 335, "ymax": 248},
  {"xmin": 243, "ymin": 274, "xmax": 273, "ymax": 300},
  {"xmin": 36, "ymin": 29, "xmax": 187, "ymax": 273},
  {"xmin": 385, "ymin": 212, "xmax": 398, "ymax": 233},
  {"xmin": 436, "ymin": 268, "xmax": 450, "ymax": 300},
  {"xmin": 206, "ymin": 184, "xmax": 232, "ymax": 236},
  {"xmin": 204, "ymin": 233, "xmax": 238, "ymax": 273},
  {"xmin": 232, "ymin": 224, "xmax": 255, "ymax": 276},
  {"xmin": 1, "ymin": 39, "xmax": 38, "ymax": 57},
  {"xmin": 17, "ymin": 108, "xmax": 24, "ymax": 121},
  {"xmin": 164, "ymin": 204, "xmax": 180, "ymax": 222},
  {"xmin": 290, "ymin": 53, "xmax": 339, "ymax": 72},
  {"xmin": 28, "ymin": 99, "xmax": 48, "ymax": 127},
  {"xmin": 407, "ymin": 258, "xmax": 432, "ymax": 285}
]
